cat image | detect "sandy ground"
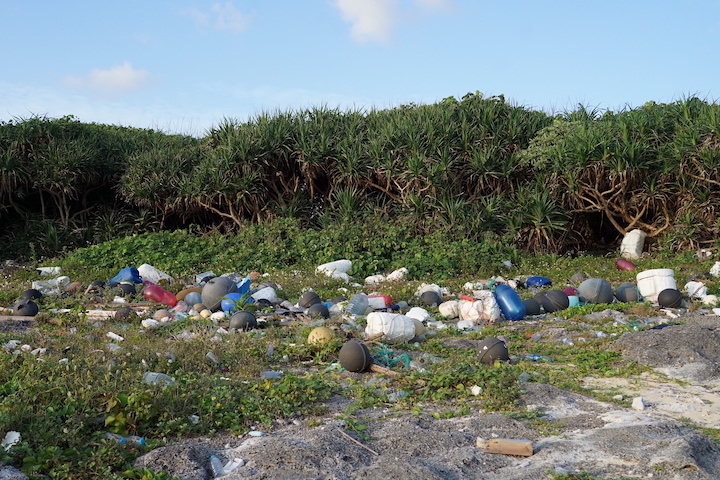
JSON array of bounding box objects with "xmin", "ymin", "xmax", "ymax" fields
[{"xmin": 131, "ymin": 308, "xmax": 720, "ymax": 480}]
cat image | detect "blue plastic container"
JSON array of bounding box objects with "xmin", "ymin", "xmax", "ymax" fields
[
  {"xmin": 494, "ymin": 284, "xmax": 526, "ymax": 321},
  {"xmin": 109, "ymin": 267, "xmax": 142, "ymax": 285},
  {"xmin": 525, "ymin": 276, "xmax": 552, "ymax": 288}
]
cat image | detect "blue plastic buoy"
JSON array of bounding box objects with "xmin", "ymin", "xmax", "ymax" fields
[{"xmin": 494, "ymin": 284, "xmax": 526, "ymax": 321}]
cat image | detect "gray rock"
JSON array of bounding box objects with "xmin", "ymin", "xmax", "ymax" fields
[
  {"xmin": 132, "ymin": 442, "xmax": 222, "ymax": 480},
  {"xmin": 0, "ymin": 465, "xmax": 29, "ymax": 480}
]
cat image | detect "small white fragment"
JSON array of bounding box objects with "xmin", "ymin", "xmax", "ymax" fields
[
  {"xmin": 141, "ymin": 319, "xmax": 160, "ymax": 329},
  {"xmin": 106, "ymin": 332, "xmax": 124, "ymax": 341},
  {"xmin": 471, "ymin": 385, "xmax": 482, "ymax": 396},
  {"xmin": 632, "ymin": 397, "xmax": 646, "ymax": 411},
  {"xmin": 1, "ymin": 431, "xmax": 20, "ymax": 450}
]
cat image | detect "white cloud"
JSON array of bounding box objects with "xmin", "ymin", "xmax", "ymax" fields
[
  {"xmin": 211, "ymin": 2, "xmax": 250, "ymax": 33},
  {"xmin": 334, "ymin": 0, "xmax": 456, "ymax": 44},
  {"xmin": 334, "ymin": 0, "xmax": 401, "ymax": 44},
  {"xmin": 413, "ymin": 0, "xmax": 455, "ymax": 11},
  {"xmin": 64, "ymin": 62, "xmax": 151, "ymax": 94},
  {"xmin": 187, "ymin": 2, "xmax": 250, "ymax": 34}
]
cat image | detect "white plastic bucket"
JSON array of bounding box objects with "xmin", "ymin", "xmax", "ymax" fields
[{"xmin": 636, "ymin": 269, "xmax": 676, "ymax": 302}]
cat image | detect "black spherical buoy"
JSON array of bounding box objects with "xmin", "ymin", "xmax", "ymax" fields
[
  {"xmin": 419, "ymin": 291, "xmax": 441, "ymax": 307},
  {"xmin": 330, "ymin": 295, "xmax": 347, "ymax": 305},
  {"xmin": 615, "ymin": 282, "xmax": 640, "ymax": 303},
  {"xmin": 523, "ymin": 298, "xmax": 542, "ymax": 316},
  {"xmin": 86, "ymin": 280, "xmax": 105, "ymax": 293},
  {"xmin": 255, "ymin": 298, "xmax": 273, "ymax": 309},
  {"xmin": 477, "ymin": 337, "xmax": 509, "ymax": 365},
  {"xmin": 14, "ymin": 299, "xmax": 39, "ymax": 317},
  {"xmin": 117, "ymin": 282, "xmax": 137, "ymax": 296},
  {"xmin": 114, "ymin": 306, "xmax": 135, "ymax": 321},
  {"xmin": 658, "ymin": 288, "xmax": 683, "ymax": 308},
  {"xmin": 307, "ymin": 302, "xmax": 329, "ymax": 318},
  {"xmin": 339, "ymin": 340, "xmax": 372, "ymax": 372},
  {"xmin": 298, "ymin": 291, "xmax": 321, "ymax": 308},
  {"xmin": 533, "ymin": 291, "xmax": 547, "ymax": 306},
  {"xmin": 542, "ymin": 289, "xmax": 570, "ymax": 313},
  {"xmin": 20, "ymin": 288, "xmax": 42, "ymax": 301},
  {"xmin": 229, "ymin": 310, "xmax": 257, "ymax": 331}
]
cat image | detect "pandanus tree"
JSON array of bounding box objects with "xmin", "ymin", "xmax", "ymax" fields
[{"xmin": 120, "ymin": 136, "xmax": 201, "ymax": 228}]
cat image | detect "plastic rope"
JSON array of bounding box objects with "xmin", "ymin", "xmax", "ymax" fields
[{"xmin": 372, "ymin": 344, "xmax": 412, "ymax": 369}]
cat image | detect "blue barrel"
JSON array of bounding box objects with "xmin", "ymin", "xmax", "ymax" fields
[{"xmin": 494, "ymin": 284, "xmax": 526, "ymax": 321}]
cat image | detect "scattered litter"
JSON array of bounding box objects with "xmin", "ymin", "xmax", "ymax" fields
[
  {"xmin": 106, "ymin": 332, "xmax": 124, "ymax": 341},
  {"xmin": 316, "ymin": 260, "xmax": 352, "ymax": 282},
  {"xmin": 143, "ymin": 372, "xmax": 175, "ymax": 386},
  {"xmin": 1, "ymin": 431, "xmax": 20, "ymax": 451},
  {"xmin": 476, "ymin": 437, "xmax": 533, "ymax": 457},
  {"xmin": 37, "ymin": 266, "xmax": 61, "ymax": 276},
  {"xmin": 138, "ymin": 264, "xmax": 174, "ymax": 284}
]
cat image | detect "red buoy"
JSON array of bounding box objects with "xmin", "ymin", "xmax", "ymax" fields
[{"xmin": 615, "ymin": 258, "xmax": 636, "ymax": 271}]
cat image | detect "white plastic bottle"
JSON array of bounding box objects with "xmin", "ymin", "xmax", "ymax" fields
[{"xmin": 209, "ymin": 454, "xmax": 225, "ymax": 477}]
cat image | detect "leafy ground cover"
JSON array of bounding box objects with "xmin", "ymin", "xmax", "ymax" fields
[{"xmin": 0, "ymin": 229, "xmax": 718, "ymax": 479}]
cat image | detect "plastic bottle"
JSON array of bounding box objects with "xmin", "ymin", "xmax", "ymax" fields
[
  {"xmin": 143, "ymin": 281, "xmax": 178, "ymax": 307},
  {"xmin": 494, "ymin": 284, "xmax": 526, "ymax": 321},
  {"xmin": 104, "ymin": 432, "xmax": 146, "ymax": 445},
  {"xmin": 522, "ymin": 354, "xmax": 554, "ymax": 362},
  {"xmin": 209, "ymin": 455, "xmax": 225, "ymax": 477},
  {"xmin": 142, "ymin": 371, "xmax": 176, "ymax": 386},
  {"xmin": 345, "ymin": 293, "xmax": 369, "ymax": 315}
]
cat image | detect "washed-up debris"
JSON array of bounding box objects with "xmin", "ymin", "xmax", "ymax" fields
[
  {"xmin": 316, "ymin": 259, "xmax": 352, "ymax": 282},
  {"xmin": 476, "ymin": 437, "xmax": 533, "ymax": 457},
  {"xmin": 620, "ymin": 229, "xmax": 646, "ymax": 260},
  {"xmin": 1, "ymin": 431, "xmax": 21, "ymax": 453},
  {"xmin": 364, "ymin": 267, "xmax": 408, "ymax": 285}
]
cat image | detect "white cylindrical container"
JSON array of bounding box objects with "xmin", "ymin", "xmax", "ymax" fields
[
  {"xmin": 636, "ymin": 269, "xmax": 676, "ymax": 303},
  {"xmin": 620, "ymin": 229, "xmax": 647, "ymax": 260}
]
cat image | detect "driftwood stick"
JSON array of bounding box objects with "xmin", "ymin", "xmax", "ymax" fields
[
  {"xmin": 337, "ymin": 429, "xmax": 379, "ymax": 456},
  {"xmin": 476, "ymin": 438, "xmax": 533, "ymax": 457},
  {"xmin": 0, "ymin": 315, "xmax": 37, "ymax": 321},
  {"xmin": 364, "ymin": 332, "xmax": 385, "ymax": 342},
  {"xmin": 368, "ymin": 364, "xmax": 398, "ymax": 377}
]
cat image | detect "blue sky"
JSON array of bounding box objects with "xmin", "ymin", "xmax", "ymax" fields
[{"xmin": 2, "ymin": 0, "xmax": 719, "ymax": 137}]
